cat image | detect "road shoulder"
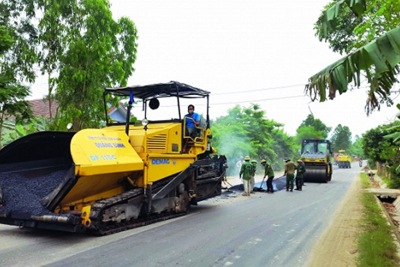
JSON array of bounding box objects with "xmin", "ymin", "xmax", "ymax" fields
[{"xmin": 306, "ymin": 173, "xmax": 362, "ymax": 267}]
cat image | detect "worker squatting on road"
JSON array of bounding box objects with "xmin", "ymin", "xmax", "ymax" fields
[
  {"xmin": 261, "ymin": 159, "xmax": 275, "ymax": 193},
  {"xmin": 295, "ymin": 159, "xmax": 306, "ymax": 191},
  {"xmin": 284, "ymin": 158, "xmax": 296, "ymax": 192},
  {"xmin": 239, "ymin": 156, "xmax": 254, "ymax": 196}
]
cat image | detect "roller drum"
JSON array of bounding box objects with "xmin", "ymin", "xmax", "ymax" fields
[{"xmin": 304, "ymin": 165, "xmax": 328, "ymax": 183}]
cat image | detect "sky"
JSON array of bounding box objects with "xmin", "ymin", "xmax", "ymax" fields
[{"xmin": 29, "ymin": 0, "xmax": 399, "ymax": 138}]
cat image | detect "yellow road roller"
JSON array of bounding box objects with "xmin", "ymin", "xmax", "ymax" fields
[{"xmin": 300, "ymin": 139, "xmax": 333, "ymax": 183}]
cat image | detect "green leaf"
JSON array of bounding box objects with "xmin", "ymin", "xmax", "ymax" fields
[
  {"xmin": 347, "ymin": 0, "xmax": 366, "ymax": 16},
  {"xmin": 306, "ymin": 26, "xmax": 400, "ymax": 114}
]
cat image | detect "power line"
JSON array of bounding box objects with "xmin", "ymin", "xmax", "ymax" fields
[
  {"xmin": 211, "ymin": 84, "xmax": 305, "ymax": 95},
  {"xmin": 210, "ymin": 95, "xmax": 305, "ymax": 106}
]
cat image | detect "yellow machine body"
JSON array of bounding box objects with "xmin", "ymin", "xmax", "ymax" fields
[
  {"xmin": 0, "ymin": 81, "xmax": 224, "ymax": 234},
  {"xmin": 57, "ymin": 129, "xmax": 143, "ymax": 209}
]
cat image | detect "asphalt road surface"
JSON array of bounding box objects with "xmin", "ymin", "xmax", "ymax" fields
[{"xmin": 0, "ymin": 163, "xmax": 361, "ymax": 267}]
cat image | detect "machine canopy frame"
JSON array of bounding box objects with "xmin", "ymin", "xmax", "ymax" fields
[{"xmin": 104, "ymin": 81, "xmax": 211, "ymax": 128}]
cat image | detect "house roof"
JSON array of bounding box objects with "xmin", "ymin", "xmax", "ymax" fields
[{"xmin": 29, "ymin": 99, "xmax": 58, "ymax": 118}]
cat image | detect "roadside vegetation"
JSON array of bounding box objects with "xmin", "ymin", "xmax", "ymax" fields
[{"xmin": 358, "ymin": 173, "xmax": 400, "ymax": 267}]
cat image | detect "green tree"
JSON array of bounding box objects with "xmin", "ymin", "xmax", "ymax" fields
[
  {"xmin": 1, "ymin": 0, "xmax": 38, "ymax": 84},
  {"xmin": 2, "ymin": 0, "xmax": 138, "ymax": 131},
  {"xmin": 38, "ymin": 0, "xmax": 138, "ymax": 130},
  {"xmin": 0, "ymin": 84, "xmax": 33, "ymax": 149},
  {"xmin": 383, "ymin": 105, "xmax": 400, "ymax": 174},
  {"xmin": 306, "ymin": 0, "xmax": 400, "ymax": 115},
  {"xmin": 351, "ymin": 135, "xmax": 365, "ymax": 159},
  {"xmin": 295, "ymin": 114, "xmax": 331, "ymax": 142},
  {"xmin": 315, "ymin": 0, "xmax": 400, "ymax": 54},
  {"xmin": 0, "ymin": 25, "xmax": 14, "ymax": 53},
  {"xmin": 270, "ymin": 128, "xmax": 297, "ymax": 169},
  {"xmin": 331, "ymin": 124, "xmax": 352, "ymax": 152},
  {"xmin": 365, "ymin": 121, "xmax": 400, "ymax": 188},
  {"xmin": 0, "ymin": 20, "xmax": 33, "ymax": 149},
  {"xmin": 211, "ymin": 104, "xmax": 295, "ymax": 174},
  {"xmin": 315, "ymin": 2, "xmax": 362, "ymax": 55},
  {"xmin": 362, "ymin": 122, "xmax": 400, "ymax": 167},
  {"xmin": 37, "ymin": 1, "xmax": 73, "ymax": 119},
  {"xmin": 212, "ymin": 106, "xmax": 254, "ymax": 168}
]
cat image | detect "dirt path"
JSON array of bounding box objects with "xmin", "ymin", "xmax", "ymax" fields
[{"xmin": 306, "ymin": 173, "xmax": 362, "ymax": 267}]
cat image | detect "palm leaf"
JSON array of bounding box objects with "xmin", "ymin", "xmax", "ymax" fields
[{"xmin": 305, "ymin": 26, "xmax": 400, "ymax": 114}]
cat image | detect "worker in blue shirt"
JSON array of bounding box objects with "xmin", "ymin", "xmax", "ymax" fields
[{"xmin": 185, "ymin": 104, "xmax": 200, "ymax": 137}]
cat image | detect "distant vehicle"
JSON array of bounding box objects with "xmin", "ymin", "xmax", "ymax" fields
[{"xmin": 337, "ymin": 149, "xmax": 352, "ymax": 168}]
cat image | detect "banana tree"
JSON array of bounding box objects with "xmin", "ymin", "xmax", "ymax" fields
[
  {"xmin": 306, "ymin": 0, "xmax": 400, "ymax": 115},
  {"xmin": 306, "ymin": 26, "xmax": 400, "ymax": 114}
]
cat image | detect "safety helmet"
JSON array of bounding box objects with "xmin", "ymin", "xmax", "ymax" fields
[
  {"xmin": 251, "ymin": 160, "xmax": 257, "ymax": 163},
  {"xmin": 260, "ymin": 159, "xmax": 266, "ymax": 164},
  {"xmin": 244, "ymin": 156, "xmax": 250, "ymax": 161},
  {"xmin": 297, "ymin": 159, "xmax": 303, "ymax": 163}
]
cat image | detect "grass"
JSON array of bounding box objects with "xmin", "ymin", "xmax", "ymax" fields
[{"xmin": 357, "ymin": 173, "xmax": 400, "ymax": 267}]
